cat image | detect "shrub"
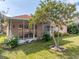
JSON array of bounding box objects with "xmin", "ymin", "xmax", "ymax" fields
[
  {"xmin": 42, "ymin": 33, "xmax": 52, "ymax": 42},
  {"xmin": 54, "ymin": 32, "xmax": 61, "ymax": 37},
  {"xmin": 67, "ymin": 24, "xmax": 79, "ymax": 34},
  {"xmin": 4, "ymin": 38, "xmax": 18, "ymax": 49},
  {"xmin": 62, "ymin": 33, "xmax": 70, "ymax": 37}
]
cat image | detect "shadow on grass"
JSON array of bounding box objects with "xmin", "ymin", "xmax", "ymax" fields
[
  {"xmin": 62, "ymin": 34, "xmax": 79, "ymax": 39},
  {"xmin": 8, "ymin": 39, "xmax": 73, "ymax": 55},
  {"xmin": 0, "ymin": 35, "xmax": 78, "ymax": 59},
  {"xmin": 0, "ymin": 49, "xmax": 9, "ymax": 59},
  {"xmin": 59, "ymin": 39, "xmax": 73, "ymax": 45},
  {"xmin": 0, "ymin": 55, "xmax": 9, "ymax": 59},
  {"xmin": 49, "ymin": 45, "xmax": 79, "ymax": 59},
  {"xmin": 11, "ymin": 41, "xmax": 51, "ymax": 54},
  {"xmin": 63, "ymin": 46, "xmax": 79, "ymax": 59}
]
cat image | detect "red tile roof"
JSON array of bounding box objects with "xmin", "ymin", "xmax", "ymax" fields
[{"xmin": 14, "ymin": 15, "xmax": 32, "ymax": 19}]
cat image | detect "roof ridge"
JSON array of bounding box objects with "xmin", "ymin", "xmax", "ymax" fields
[{"xmin": 13, "ymin": 14, "xmax": 32, "ymax": 19}]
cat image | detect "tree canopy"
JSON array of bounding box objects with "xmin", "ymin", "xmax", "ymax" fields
[
  {"xmin": 30, "ymin": 0, "xmax": 76, "ymax": 51},
  {"xmin": 31, "ymin": 0, "xmax": 76, "ymax": 25}
]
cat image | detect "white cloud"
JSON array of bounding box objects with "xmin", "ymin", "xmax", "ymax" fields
[
  {"xmin": 66, "ymin": 0, "xmax": 76, "ymax": 4},
  {"xmin": 5, "ymin": 14, "xmax": 12, "ymax": 17},
  {"xmin": 76, "ymin": 6, "xmax": 79, "ymax": 12}
]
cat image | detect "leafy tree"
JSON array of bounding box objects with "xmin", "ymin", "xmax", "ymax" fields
[
  {"xmin": 30, "ymin": 0, "xmax": 76, "ymax": 51},
  {"xmin": 0, "ymin": 0, "xmax": 5, "ymax": 33},
  {"xmin": 73, "ymin": 12, "xmax": 79, "ymax": 32}
]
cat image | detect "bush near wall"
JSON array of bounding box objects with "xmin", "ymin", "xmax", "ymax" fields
[
  {"xmin": 67, "ymin": 24, "xmax": 79, "ymax": 34},
  {"xmin": 42, "ymin": 33, "xmax": 52, "ymax": 42},
  {"xmin": 3, "ymin": 37, "xmax": 18, "ymax": 49}
]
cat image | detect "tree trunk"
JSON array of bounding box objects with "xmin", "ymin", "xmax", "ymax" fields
[
  {"xmin": 57, "ymin": 25, "xmax": 60, "ymax": 46},
  {"xmin": 52, "ymin": 28, "xmax": 58, "ymax": 47}
]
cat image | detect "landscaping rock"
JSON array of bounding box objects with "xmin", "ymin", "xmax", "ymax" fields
[{"xmin": 50, "ymin": 45, "xmax": 67, "ymax": 52}]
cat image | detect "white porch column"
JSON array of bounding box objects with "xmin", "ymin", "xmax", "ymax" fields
[
  {"xmin": 33, "ymin": 24, "xmax": 35, "ymax": 40},
  {"xmin": 9, "ymin": 19, "xmax": 12, "ymax": 38},
  {"xmin": 7, "ymin": 19, "xmax": 12, "ymax": 39},
  {"xmin": 7, "ymin": 19, "xmax": 10, "ymax": 38}
]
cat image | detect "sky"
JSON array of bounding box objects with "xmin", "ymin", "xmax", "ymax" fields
[{"xmin": 0, "ymin": 0, "xmax": 79, "ymax": 17}]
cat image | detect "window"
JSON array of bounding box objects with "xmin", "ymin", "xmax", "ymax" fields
[
  {"xmin": 19, "ymin": 24, "xmax": 28, "ymax": 29},
  {"xmin": 24, "ymin": 25, "xmax": 28, "ymax": 29},
  {"xmin": 44, "ymin": 26, "xmax": 50, "ymax": 31},
  {"xmin": 24, "ymin": 33, "xmax": 33, "ymax": 38},
  {"xmin": 19, "ymin": 24, "xmax": 23, "ymax": 28},
  {"xmin": 24, "ymin": 34, "xmax": 28, "ymax": 38},
  {"xmin": 29, "ymin": 33, "xmax": 33, "ymax": 38}
]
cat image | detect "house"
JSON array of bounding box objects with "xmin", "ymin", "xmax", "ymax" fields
[{"xmin": 6, "ymin": 15, "xmax": 67, "ymax": 44}]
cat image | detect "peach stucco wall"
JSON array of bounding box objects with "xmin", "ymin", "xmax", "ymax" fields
[
  {"xmin": 11, "ymin": 20, "xmax": 67, "ymax": 39},
  {"xmin": 11, "ymin": 20, "xmax": 43, "ymax": 38}
]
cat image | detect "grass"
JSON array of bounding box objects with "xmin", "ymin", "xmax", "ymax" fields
[
  {"xmin": 0, "ymin": 35, "xmax": 6, "ymax": 43},
  {"xmin": 0, "ymin": 35, "xmax": 79, "ymax": 59}
]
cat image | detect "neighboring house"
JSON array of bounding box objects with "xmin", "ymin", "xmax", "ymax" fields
[
  {"xmin": 74, "ymin": 16, "xmax": 79, "ymax": 24},
  {"xmin": 73, "ymin": 16, "xmax": 79, "ymax": 31},
  {"xmin": 6, "ymin": 15, "xmax": 67, "ymax": 43},
  {"xmin": 0, "ymin": 13, "xmax": 3, "ymax": 34},
  {"xmin": 0, "ymin": 13, "xmax": 8, "ymax": 34}
]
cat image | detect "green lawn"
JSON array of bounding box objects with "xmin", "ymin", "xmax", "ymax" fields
[
  {"xmin": 0, "ymin": 35, "xmax": 6, "ymax": 43},
  {"xmin": 0, "ymin": 35, "xmax": 79, "ymax": 59}
]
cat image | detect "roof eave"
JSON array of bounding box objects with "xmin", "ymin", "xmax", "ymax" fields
[{"xmin": 8, "ymin": 17, "xmax": 30, "ymax": 21}]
